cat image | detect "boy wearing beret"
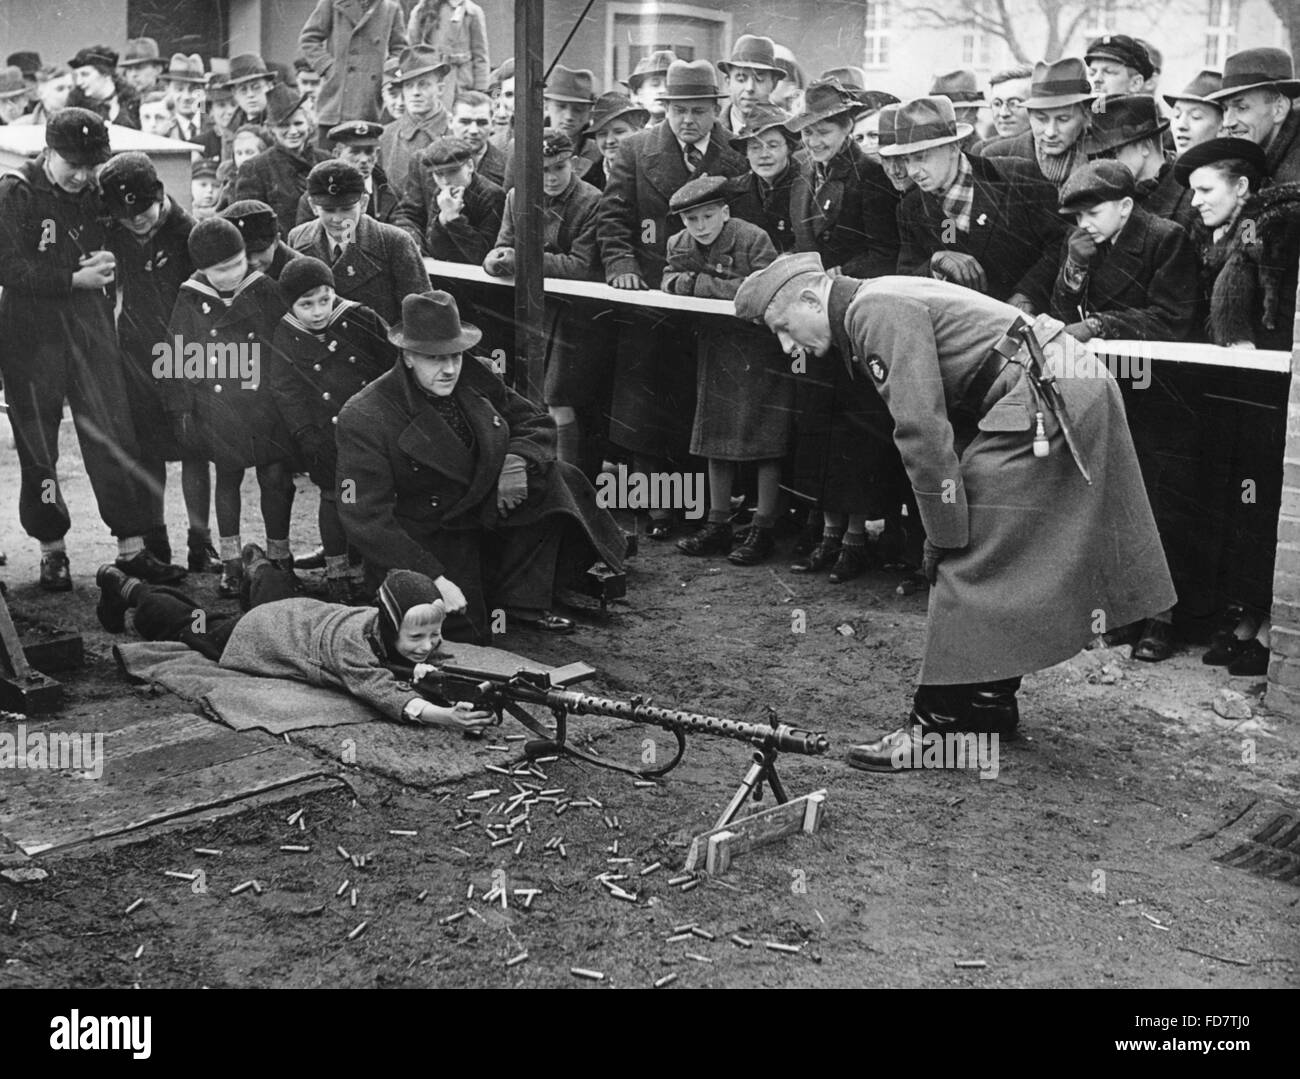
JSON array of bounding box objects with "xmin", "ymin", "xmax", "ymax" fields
[
  {"xmin": 165, "ymin": 217, "xmax": 296, "ymax": 597},
  {"xmin": 0, "ymin": 109, "xmax": 184, "ymax": 589},
  {"xmin": 1049, "ymin": 159, "xmax": 1197, "ymax": 343},
  {"xmin": 101, "ymin": 151, "xmax": 224, "ymax": 575},
  {"xmin": 662, "ymin": 174, "xmax": 792, "ymax": 565},
  {"xmin": 270, "ymin": 256, "xmax": 396, "ymax": 602},
  {"xmin": 484, "ymin": 132, "xmax": 602, "ymax": 473},
  {"xmin": 288, "ymin": 159, "xmax": 430, "ymax": 325}
]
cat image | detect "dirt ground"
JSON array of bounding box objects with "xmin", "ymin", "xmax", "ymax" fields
[{"xmin": 1, "ymin": 421, "xmax": 1298, "ymax": 989}]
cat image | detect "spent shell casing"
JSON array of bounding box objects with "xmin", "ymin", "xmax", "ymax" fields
[
  {"xmin": 485, "ymin": 764, "xmax": 512, "ymax": 776},
  {"xmin": 229, "ymin": 881, "xmax": 255, "ymax": 895},
  {"xmin": 505, "ymin": 734, "xmax": 527, "ymax": 742},
  {"xmin": 251, "ymin": 880, "xmax": 264, "ymax": 895},
  {"xmin": 466, "ymin": 883, "xmax": 475, "ymax": 900},
  {"xmin": 336, "ymin": 879, "xmax": 350, "ymax": 897},
  {"xmin": 534, "ymin": 756, "xmax": 559, "ymax": 764},
  {"xmin": 164, "ymin": 870, "xmax": 198, "ymax": 881},
  {"xmin": 439, "ymin": 910, "xmax": 467, "ymax": 925},
  {"xmin": 336, "ymin": 845, "xmax": 350, "ymax": 860},
  {"xmin": 417, "ymin": 890, "xmax": 429, "ymax": 903},
  {"xmin": 389, "ymin": 829, "xmax": 418, "ymax": 837},
  {"xmin": 668, "ymin": 875, "xmax": 693, "ymax": 886},
  {"xmin": 287, "ymin": 809, "xmax": 303, "ymax": 825},
  {"xmin": 689, "ymin": 927, "xmax": 715, "ymax": 941},
  {"xmin": 349, "ymin": 888, "xmax": 357, "ymax": 908},
  {"xmin": 730, "ymin": 934, "xmax": 754, "ymax": 949},
  {"xmin": 673, "ymin": 923, "xmax": 698, "ymax": 934},
  {"xmin": 633, "ymin": 780, "xmax": 656, "ymax": 788},
  {"xmin": 346, "ymin": 921, "xmax": 367, "ymax": 940},
  {"xmin": 654, "ymin": 973, "xmax": 678, "ymax": 988},
  {"xmin": 765, "ymin": 941, "xmax": 801, "ymax": 954},
  {"xmin": 193, "ymin": 848, "xmax": 222, "ymax": 857},
  {"xmin": 665, "ymin": 932, "xmax": 693, "ymax": 943},
  {"xmin": 491, "ymin": 836, "xmax": 514, "ymax": 848},
  {"xmin": 125, "ymin": 898, "xmax": 145, "ymax": 915},
  {"xmin": 685, "ymin": 953, "xmax": 713, "ymax": 964},
  {"xmin": 679, "ymin": 879, "xmax": 700, "ymax": 892},
  {"xmin": 466, "ymin": 789, "xmax": 500, "ymax": 801},
  {"xmin": 506, "ymin": 952, "xmax": 529, "ymax": 968},
  {"xmin": 570, "ymin": 967, "xmax": 604, "ymax": 981},
  {"xmin": 452, "ymin": 820, "xmax": 474, "ymax": 831},
  {"xmin": 640, "ymin": 862, "xmax": 662, "ymax": 876},
  {"xmin": 134, "ymin": 944, "xmax": 144, "ymax": 960},
  {"xmin": 514, "ymin": 840, "xmax": 524, "ymax": 855},
  {"xmin": 280, "ymin": 845, "xmax": 311, "ymax": 853}
]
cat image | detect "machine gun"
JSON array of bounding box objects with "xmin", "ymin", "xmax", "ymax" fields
[{"xmin": 394, "ymin": 656, "xmax": 830, "ymax": 824}]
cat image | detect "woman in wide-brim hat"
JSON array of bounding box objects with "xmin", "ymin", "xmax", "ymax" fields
[
  {"xmin": 334, "ymin": 290, "xmax": 627, "ymax": 643},
  {"xmin": 588, "ymin": 91, "xmax": 650, "ymax": 184}
]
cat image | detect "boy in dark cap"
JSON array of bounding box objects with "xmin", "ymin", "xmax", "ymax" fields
[
  {"xmin": 234, "ymin": 84, "xmax": 332, "ymax": 238},
  {"xmin": 67, "ymin": 44, "xmax": 139, "ymax": 128},
  {"xmin": 393, "ymin": 133, "xmax": 504, "ymax": 261},
  {"xmin": 1050, "ymin": 159, "xmax": 1197, "ymax": 343},
  {"xmin": 191, "ymin": 157, "xmax": 221, "ymax": 221},
  {"xmin": 0, "ymin": 109, "xmax": 185, "ymax": 589},
  {"xmin": 222, "ymin": 199, "xmax": 297, "ymax": 278},
  {"xmin": 294, "ymin": 120, "xmax": 399, "ymax": 226},
  {"xmin": 662, "ymin": 174, "xmax": 791, "ymax": 566},
  {"xmin": 96, "ymin": 558, "xmax": 494, "ymax": 731},
  {"xmin": 164, "ymin": 217, "xmax": 296, "ymax": 597},
  {"xmin": 101, "ymin": 151, "xmax": 223, "ymax": 574},
  {"xmin": 484, "ymin": 131, "xmax": 602, "ymax": 473},
  {"xmin": 288, "ymin": 160, "xmax": 430, "ymax": 325},
  {"xmin": 270, "ymin": 256, "xmax": 396, "ymax": 602}
]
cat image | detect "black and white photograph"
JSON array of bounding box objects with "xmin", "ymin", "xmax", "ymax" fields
[{"xmin": 0, "ymin": 0, "xmax": 1296, "ymax": 1031}]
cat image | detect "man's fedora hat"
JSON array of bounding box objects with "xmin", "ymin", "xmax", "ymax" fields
[
  {"xmin": 728, "ymin": 102, "xmax": 795, "ymax": 151},
  {"xmin": 820, "ymin": 66, "xmax": 867, "ymax": 90},
  {"xmin": 588, "ymin": 91, "xmax": 649, "ymax": 133},
  {"xmin": 876, "ymin": 103, "xmax": 902, "ymax": 153},
  {"xmin": 1163, "ymin": 69, "xmax": 1223, "ymax": 108},
  {"xmin": 1173, "ymin": 135, "xmax": 1267, "ymax": 188},
  {"xmin": 226, "ymin": 53, "xmax": 273, "ymax": 86},
  {"xmin": 544, "ymin": 65, "xmax": 596, "ymax": 103},
  {"xmin": 1022, "ymin": 58, "xmax": 1095, "ymax": 110},
  {"xmin": 930, "ymin": 69, "xmax": 985, "ymax": 104},
  {"xmin": 120, "ymin": 37, "xmax": 162, "ymax": 68},
  {"xmin": 658, "ymin": 59, "xmax": 729, "ymax": 101},
  {"xmin": 389, "ymin": 291, "xmax": 482, "ymax": 355},
  {"xmin": 1082, "ymin": 94, "xmax": 1169, "ymax": 155},
  {"xmin": 393, "ymin": 46, "xmax": 451, "ymax": 85},
  {"xmin": 1206, "ymin": 47, "xmax": 1300, "ymax": 101},
  {"xmin": 717, "ymin": 35, "xmax": 785, "ymax": 79},
  {"xmin": 875, "ymin": 95, "xmax": 973, "ymax": 157},
  {"xmin": 164, "ymin": 54, "xmax": 207, "ymax": 85},
  {"xmin": 784, "ymin": 78, "xmax": 861, "ymax": 132},
  {"xmin": 625, "ymin": 50, "xmax": 676, "ymax": 92},
  {"xmin": 0, "ymin": 66, "xmax": 28, "ymax": 100}
]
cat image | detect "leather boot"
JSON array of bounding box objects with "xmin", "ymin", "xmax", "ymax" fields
[
  {"xmin": 966, "ymin": 678, "xmax": 1020, "ymax": 742},
  {"xmin": 187, "ymin": 529, "xmax": 222, "ymax": 573},
  {"xmin": 142, "ymin": 525, "xmax": 172, "ymax": 565},
  {"xmin": 846, "ymin": 685, "xmax": 969, "ymax": 773}
]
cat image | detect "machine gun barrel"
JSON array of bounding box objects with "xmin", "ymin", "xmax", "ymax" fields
[{"xmin": 545, "ymin": 689, "xmax": 829, "ymax": 756}]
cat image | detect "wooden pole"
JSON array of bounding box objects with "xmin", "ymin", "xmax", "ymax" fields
[{"xmin": 513, "ymin": 0, "xmax": 546, "ymax": 402}]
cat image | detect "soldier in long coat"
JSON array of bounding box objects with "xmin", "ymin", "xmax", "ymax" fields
[{"xmin": 736, "ymin": 255, "xmax": 1175, "ymax": 772}]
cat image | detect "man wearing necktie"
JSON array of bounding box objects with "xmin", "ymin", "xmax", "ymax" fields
[{"xmin": 597, "ymin": 59, "xmax": 747, "ymax": 538}]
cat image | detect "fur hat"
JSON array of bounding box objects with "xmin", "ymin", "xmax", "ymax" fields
[
  {"xmin": 279, "ymin": 255, "xmax": 334, "ymax": 304},
  {"xmin": 188, "ymin": 217, "xmax": 245, "ymax": 270}
]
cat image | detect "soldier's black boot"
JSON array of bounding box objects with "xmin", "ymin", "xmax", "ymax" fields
[
  {"xmin": 142, "ymin": 525, "xmax": 172, "ymax": 565},
  {"xmin": 187, "ymin": 528, "xmax": 222, "ymax": 573},
  {"xmin": 966, "ymin": 678, "xmax": 1021, "ymax": 742},
  {"xmin": 95, "ymin": 565, "xmax": 144, "ymax": 633},
  {"xmin": 847, "ymin": 685, "xmax": 968, "ymax": 773}
]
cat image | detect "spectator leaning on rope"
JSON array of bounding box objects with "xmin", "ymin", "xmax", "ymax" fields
[{"xmin": 1176, "ymin": 136, "xmax": 1300, "ymax": 676}]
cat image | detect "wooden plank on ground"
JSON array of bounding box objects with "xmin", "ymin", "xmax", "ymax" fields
[
  {"xmin": 685, "ymin": 790, "xmax": 827, "ymax": 875},
  {"xmin": 0, "ymin": 709, "xmax": 336, "ymax": 854}
]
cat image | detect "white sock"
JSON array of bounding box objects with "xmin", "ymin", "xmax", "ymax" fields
[
  {"xmin": 266, "ymin": 537, "xmax": 291, "ymax": 561},
  {"xmin": 117, "ymin": 536, "xmax": 144, "ymax": 559},
  {"xmin": 39, "ymin": 539, "xmax": 66, "ymax": 556},
  {"xmin": 218, "ymin": 535, "xmax": 242, "ymax": 562}
]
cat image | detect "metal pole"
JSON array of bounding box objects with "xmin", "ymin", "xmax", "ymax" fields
[{"xmin": 513, "ymin": 0, "xmax": 546, "ymax": 403}]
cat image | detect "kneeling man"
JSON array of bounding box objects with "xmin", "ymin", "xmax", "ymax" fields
[{"xmin": 734, "ymin": 253, "xmax": 1175, "ymax": 772}]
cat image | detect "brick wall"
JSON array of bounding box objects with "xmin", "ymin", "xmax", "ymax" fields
[{"xmin": 1266, "ymin": 281, "xmax": 1300, "ymax": 718}]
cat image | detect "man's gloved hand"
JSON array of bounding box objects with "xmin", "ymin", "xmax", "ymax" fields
[
  {"xmin": 930, "ymin": 250, "xmax": 989, "ymax": 292},
  {"xmin": 665, "ymin": 272, "xmax": 696, "ymax": 295},
  {"xmin": 922, "ymin": 538, "xmax": 964, "ymax": 585},
  {"xmin": 497, "ymin": 453, "xmax": 528, "ymax": 514},
  {"xmin": 1066, "ymin": 227, "xmax": 1099, "ymax": 269}
]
